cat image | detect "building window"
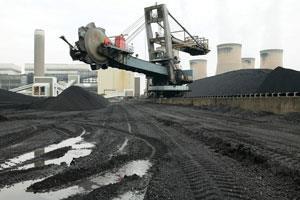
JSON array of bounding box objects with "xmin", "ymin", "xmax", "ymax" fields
[
  {"xmin": 33, "ymin": 86, "xmax": 39, "ymax": 95},
  {"xmin": 40, "ymin": 86, "xmax": 45, "ymax": 95}
]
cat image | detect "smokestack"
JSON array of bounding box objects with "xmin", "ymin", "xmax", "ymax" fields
[
  {"xmin": 242, "ymin": 57, "xmax": 255, "ymax": 69},
  {"xmin": 216, "ymin": 43, "xmax": 242, "ymax": 75},
  {"xmin": 34, "ymin": 29, "xmax": 45, "ymax": 76},
  {"xmin": 260, "ymin": 49, "xmax": 283, "ymax": 69},
  {"xmin": 190, "ymin": 59, "xmax": 207, "ymax": 80}
]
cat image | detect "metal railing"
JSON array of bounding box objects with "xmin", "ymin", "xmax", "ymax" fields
[{"xmin": 187, "ymin": 92, "xmax": 300, "ymax": 99}]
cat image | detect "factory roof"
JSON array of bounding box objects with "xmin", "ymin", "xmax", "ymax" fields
[
  {"xmin": 24, "ymin": 63, "xmax": 91, "ymax": 72},
  {"xmin": 0, "ymin": 63, "xmax": 21, "ymax": 74}
]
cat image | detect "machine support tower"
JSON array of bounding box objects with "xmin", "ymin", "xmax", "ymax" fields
[{"xmin": 145, "ymin": 4, "xmax": 176, "ymax": 84}]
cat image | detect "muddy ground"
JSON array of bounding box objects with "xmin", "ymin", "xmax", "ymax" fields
[{"xmin": 0, "ymin": 100, "xmax": 300, "ymax": 200}]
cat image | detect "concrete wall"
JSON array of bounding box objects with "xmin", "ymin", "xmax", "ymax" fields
[{"xmin": 156, "ymin": 97, "xmax": 300, "ymax": 114}]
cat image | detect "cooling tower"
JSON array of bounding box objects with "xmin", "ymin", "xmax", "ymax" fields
[
  {"xmin": 260, "ymin": 49, "xmax": 283, "ymax": 69},
  {"xmin": 216, "ymin": 43, "xmax": 242, "ymax": 75},
  {"xmin": 242, "ymin": 57, "xmax": 255, "ymax": 69},
  {"xmin": 189, "ymin": 59, "xmax": 207, "ymax": 80},
  {"xmin": 34, "ymin": 29, "xmax": 45, "ymax": 76}
]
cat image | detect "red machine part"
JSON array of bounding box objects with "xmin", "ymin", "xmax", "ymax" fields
[
  {"xmin": 103, "ymin": 37, "xmax": 112, "ymax": 46},
  {"xmin": 115, "ymin": 35, "xmax": 126, "ymax": 49}
]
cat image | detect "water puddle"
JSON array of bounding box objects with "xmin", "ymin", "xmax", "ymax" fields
[
  {"xmin": 0, "ymin": 130, "xmax": 95, "ymax": 171},
  {"xmin": 117, "ymin": 138, "xmax": 129, "ymax": 154},
  {"xmin": 0, "ymin": 160, "xmax": 152, "ymax": 200},
  {"xmin": 112, "ymin": 190, "xmax": 146, "ymax": 200},
  {"xmin": 0, "ymin": 178, "xmax": 85, "ymax": 200},
  {"xmin": 89, "ymin": 160, "xmax": 151, "ymax": 186}
]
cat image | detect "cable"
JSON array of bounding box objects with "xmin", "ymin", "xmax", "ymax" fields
[
  {"xmin": 126, "ymin": 22, "xmax": 145, "ymax": 43},
  {"xmin": 122, "ymin": 16, "xmax": 144, "ymax": 35}
]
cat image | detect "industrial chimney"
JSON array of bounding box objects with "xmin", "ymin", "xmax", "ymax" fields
[
  {"xmin": 242, "ymin": 57, "xmax": 255, "ymax": 69},
  {"xmin": 260, "ymin": 49, "xmax": 283, "ymax": 69},
  {"xmin": 34, "ymin": 29, "xmax": 45, "ymax": 76},
  {"xmin": 190, "ymin": 59, "xmax": 207, "ymax": 80},
  {"xmin": 216, "ymin": 43, "xmax": 242, "ymax": 75}
]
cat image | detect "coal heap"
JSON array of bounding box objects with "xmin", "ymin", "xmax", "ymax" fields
[
  {"xmin": 257, "ymin": 67, "xmax": 300, "ymax": 93},
  {"xmin": 0, "ymin": 89, "xmax": 37, "ymax": 104},
  {"xmin": 31, "ymin": 86, "xmax": 109, "ymax": 111},
  {"xmin": 0, "ymin": 114, "xmax": 8, "ymax": 121},
  {"xmin": 187, "ymin": 69, "xmax": 271, "ymax": 97}
]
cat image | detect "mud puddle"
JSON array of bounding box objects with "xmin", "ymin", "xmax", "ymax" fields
[
  {"xmin": 112, "ymin": 190, "xmax": 146, "ymax": 200},
  {"xmin": 0, "ymin": 129, "xmax": 95, "ymax": 171},
  {"xmin": 0, "ymin": 177, "xmax": 85, "ymax": 200},
  {"xmin": 0, "ymin": 160, "xmax": 152, "ymax": 200},
  {"xmin": 117, "ymin": 138, "xmax": 129, "ymax": 154}
]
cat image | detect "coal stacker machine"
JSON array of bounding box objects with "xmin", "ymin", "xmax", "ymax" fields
[{"xmin": 60, "ymin": 4, "xmax": 209, "ymax": 97}]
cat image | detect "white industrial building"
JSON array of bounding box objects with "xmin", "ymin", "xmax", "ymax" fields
[
  {"xmin": 25, "ymin": 63, "xmax": 96, "ymax": 82},
  {"xmin": 0, "ymin": 63, "xmax": 21, "ymax": 75},
  {"xmin": 24, "ymin": 63, "xmax": 97, "ymax": 94},
  {"xmin": 0, "ymin": 63, "xmax": 26, "ymax": 90},
  {"xmin": 97, "ymin": 68, "xmax": 134, "ymax": 97}
]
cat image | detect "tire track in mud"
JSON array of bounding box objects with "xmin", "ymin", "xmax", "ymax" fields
[
  {"xmin": 0, "ymin": 126, "xmax": 37, "ymax": 148},
  {"xmin": 139, "ymin": 103, "xmax": 300, "ymax": 199},
  {"xmin": 131, "ymin": 104, "xmax": 250, "ymax": 200},
  {"xmin": 0, "ymin": 124, "xmax": 84, "ymax": 172},
  {"xmin": 73, "ymin": 106, "xmax": 157, "ymax": 160},
  {"xmin": 144, "ymin": 105, "xmax": 300, "ymax": 180},
  {"xmin": 153, "ymin": 111, "xmax": 300, "ymax": 195},
  {"xmin": 152, "ymin": 121, "xmax": 248, "ymax": 200}
]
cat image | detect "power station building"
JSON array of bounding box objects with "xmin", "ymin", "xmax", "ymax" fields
[
  {"xmin": 189, "ymin": 59, "xmax": 207, "ymax": 80},
  {"xmin": 97, "ymin": 68, "xmax": 134, "ymax": 97},
  {"xmin": 24, "ymin": 63, "xmax": 97, "ymax": 93},
  {"xmin": 0, "ymin": 63, "xmax": 27, "ymax": 90},
  {"xmin": 242, "ymin": 57, "xmax": 255, "ymax": 69},
  {"xmin": 0, "ymin": 63, "xmax": 21, "ymax": 75},
  {"xmin": 216, "ymin": 43, "xmax": 242, "ymax": 75},
  {"xmin": 260, "ymin": 49, "xmax": 283, "ymax": 69}
]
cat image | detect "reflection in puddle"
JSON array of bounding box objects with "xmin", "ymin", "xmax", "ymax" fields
[
  {"xmin": 117, "ymin": 138, "xmax": 129, "ymax": 154},
  {"xmin": 0, "ymin": 160, "xmax": 152, "ymax": 200},
  {"xmin": 0, "ymin": 129, "xmax": 95, "ymax": 171},
  {"xmin": 0, "ymin": 178, "xmax": 85, "ymax": 200},
  {"xmin": 112, "ymin": 190, "xmax": 145, "ymax": 200},
  {"xmin": 89, "ymin": 160, "xmax": 151, "ymax": 187}
]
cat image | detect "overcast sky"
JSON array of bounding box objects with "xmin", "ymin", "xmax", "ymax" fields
[{"xmin": 0, "ymin": 0, "xmax": 299, "ymax": 76}]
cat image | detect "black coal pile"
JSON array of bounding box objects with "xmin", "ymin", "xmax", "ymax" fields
[
  {"xmin": 0, "ymin": 114, "xmax": 8, "ymax": 121},
  {"xmin": 0, "ymin": 89, "xmax": 37, "ymax": 104},
  {"xmin": 187, "ymin": 69, "xmax": 271, "ymax": 97},
  {"xmin": 31, "ymin": 86, "xmax": 109, "ymax": 111},
  {"xmin": 257, "ymin": 67, "xmax": 300, "ymax": 93}
]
